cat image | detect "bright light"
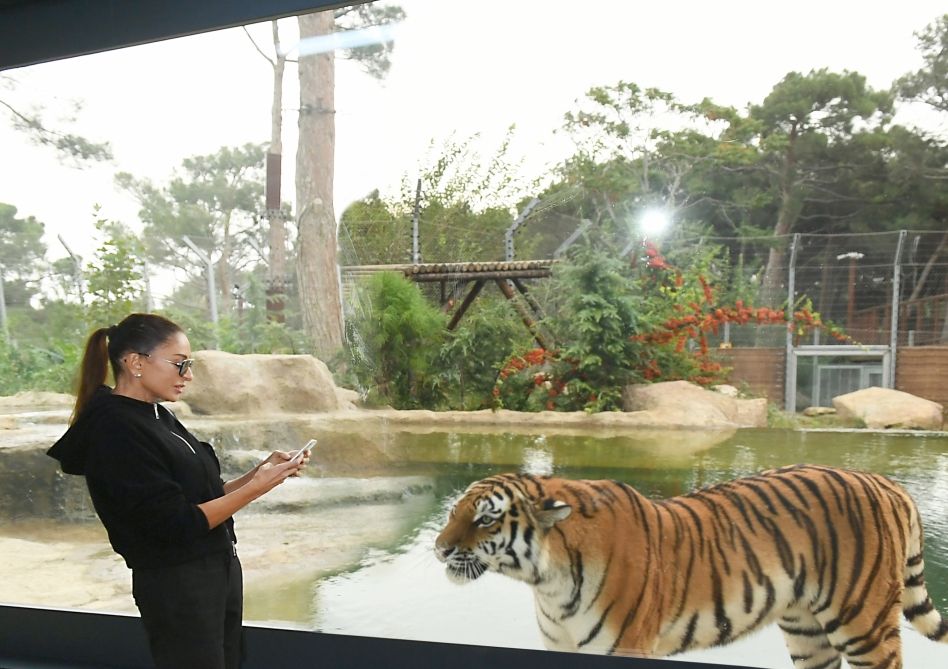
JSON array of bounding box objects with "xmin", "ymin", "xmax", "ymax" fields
[{"xmin": 639, "ymin": 208, "xmax": 671, "ymax": 238}]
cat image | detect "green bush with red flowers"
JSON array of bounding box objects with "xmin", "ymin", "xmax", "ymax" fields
[{"xmin": 493, "ymin": 239, "xmax": 849, "ymax": 413}]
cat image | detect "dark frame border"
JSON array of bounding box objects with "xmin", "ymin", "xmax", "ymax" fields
[
  {"xmin": 0, "ymin": 0, "xmax": 348, "ymax": 70},
  {"xmin": 0, "ymin": 604, "xmax": 728, "ymax": 669},
  {"xmin": 0, "ymin": 2, "xmax": 761, "ymax": 667}
]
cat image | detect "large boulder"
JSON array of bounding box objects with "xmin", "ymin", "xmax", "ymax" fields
[
  {"xmin": 832, "ymin": 387, "xmax": 944, "ymax": 430},
  {"xmin": 622, "ymin": 380, "xmax": 768, "ymax": 428},
  {"xmin": 183, "ymin": 351, "xmax": 353, "ymax": 415},
  {"xmin": 0, "ymin": 391, "xmax": 74, "ymax": 409}
]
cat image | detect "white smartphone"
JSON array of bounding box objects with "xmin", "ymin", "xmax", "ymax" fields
[{"xmin": 289, "ymin": 439, "xmax": 317, "ymax": 464}]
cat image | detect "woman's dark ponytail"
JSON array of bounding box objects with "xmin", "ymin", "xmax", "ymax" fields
[{"xmin": 70, "ymin": 328, "xmax": 111, "ymax": 425}]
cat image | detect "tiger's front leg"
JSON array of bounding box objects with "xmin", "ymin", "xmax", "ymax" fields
[
  {"xmin": 533, "ymin": 599, "xmax": 577, "ymax": 652},
  {"xmin": 778, "ymin": 608, "xmax": 843, "ymax": 669}
]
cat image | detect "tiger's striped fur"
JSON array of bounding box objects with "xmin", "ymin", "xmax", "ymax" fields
[{"xmin": 434, "ymin": 465, "xmax": 948, "ymax": 667}]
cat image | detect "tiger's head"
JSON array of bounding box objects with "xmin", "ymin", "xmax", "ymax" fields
[{"xmin": 434, "ymin": 474, "xmax": 572, "ymax": 585}]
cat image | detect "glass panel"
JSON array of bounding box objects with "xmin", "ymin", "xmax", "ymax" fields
[{"xmin": 2, "ymin": 1, "xmax": 948, "ymax": 667}]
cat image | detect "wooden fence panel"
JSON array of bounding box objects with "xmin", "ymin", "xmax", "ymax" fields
[
  {"xmin": 896, "ymin": 347, "xmax": 948, "ymax": 409},
  {"xmin": 716, "ymin": 348, "xmax": 785, "ymax": 405}
]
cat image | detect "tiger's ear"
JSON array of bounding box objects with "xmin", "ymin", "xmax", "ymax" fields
[{"xmin": 534, "ymin": 499, "xmax": 572, "ymax": 529}]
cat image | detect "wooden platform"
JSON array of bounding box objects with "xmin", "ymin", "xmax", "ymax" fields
[
  {"xmin": 341, "ymin": 260, "xmax": 558, "ymax": 348},
  {"xmin": 342, "ymin": 260, "xmax": 556, "ymax": 282}
]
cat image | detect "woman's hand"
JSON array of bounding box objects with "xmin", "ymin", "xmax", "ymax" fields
[
  {"xmin": 249, "ymin": 459, "xmax": 302, "ymax": 495},
  {"xmin": 261, "ymin": 449, "xmax": 310, "ymax": 475}
]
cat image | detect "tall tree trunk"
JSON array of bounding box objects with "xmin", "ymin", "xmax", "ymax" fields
[
  {"xmin": 266, "ymin": 20, "xmax": 288, "ymax": 322},
  {"xmin": 296, "ymin": 10, "xmax": 343, "ymax": 358},
  {"xmin": 758, "ymin": 125, "xmax": 799, "ymax": 307}
]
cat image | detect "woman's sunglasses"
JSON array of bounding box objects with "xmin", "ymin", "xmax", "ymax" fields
[{"xmin": 138, "ymin": 353, "xmax": 195, "ymax": 377}]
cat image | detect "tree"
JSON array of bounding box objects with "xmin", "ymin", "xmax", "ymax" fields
[
  {"xmin": 897, "ymin": 14, "xmax": 948, "ymax": 114},
  {"xmin": 1, "ymin": 75, "xmax": 112, "ymax": 164},
  {"xmin": 0, "ymin": 203, "xmax": 46, "ymax": 283},
  {"xmin": 0, "ymin": 203, "xmax": 46, "ymax": 340},
  {"xmin": 295, "ymin": 3, "xmax": 404, "ymax": 360},
  {"xmin": 559, "ymin": 82, "xmax": 727, "ymax": 234},
  {"xmin": 740, "ymin": 69, "xmax": 893, "ymax": 304},
  {"xmin": 117, "ymin": 144, "xmax": 266, "ymax": 316},
  {"xmin": 82, "ymin": 213, "xmax": 146, "ymax": 329},
  {"xmin": 341, "ymin": 130, "xmax": 540, "ymax": 266}
]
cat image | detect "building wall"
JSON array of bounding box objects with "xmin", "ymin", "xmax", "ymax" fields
[
  {"xmin": 896, "ymin": 346, "xmax": 948, "ymax": 409},
  {"xmin": 717, "ymin": 348, "xmax": 785, "ymax": 406}
]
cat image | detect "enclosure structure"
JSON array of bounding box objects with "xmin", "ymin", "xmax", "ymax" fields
[{"xmin": 727, "ymin": 230, "xmax": 948, "ymax": 411}]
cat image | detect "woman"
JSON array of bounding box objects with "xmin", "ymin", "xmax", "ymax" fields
[{"xmin": 48, "ymin": 313, "xmax": 306, "ymax": 669}]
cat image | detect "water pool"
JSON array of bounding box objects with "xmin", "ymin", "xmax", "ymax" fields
[{"xmin": 3, "ymin": 425, "xmax": 948, "ymax": 667}]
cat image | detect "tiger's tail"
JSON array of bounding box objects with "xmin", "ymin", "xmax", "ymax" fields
[{"xmin": 902, "ymin": 504, "xmax": 948, "ymax": 642}]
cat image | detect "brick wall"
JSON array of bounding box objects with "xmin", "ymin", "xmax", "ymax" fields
[
  {"xmin": 716, "ymin": 347, "xmax": 785, "ymax": 405},
  {"xmin": 896, "ymin": 346, "xmax": 948, "ymax": 408}
]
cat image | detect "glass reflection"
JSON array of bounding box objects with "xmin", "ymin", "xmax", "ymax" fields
[{"xmin": 2, "ymin": 1, "xmax": 948, "ymax": 667}]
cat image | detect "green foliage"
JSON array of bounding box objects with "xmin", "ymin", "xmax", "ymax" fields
[
  {"xmin": 341, "ymin": 130, "xmax": 539, "ymax": 265},
  {"xmin": 494, "ymin": 238, "xmax": 746, "ymax": 412},
  {"xmin": 896, "ymin": 14, "xmax": 948, "ymax": 114},
  {"xmin": 437, "ymin": 298, "xmax": 532, "ymax": 410},
  {"xmin": 1, "ymin": 95, "xmax": 112, "ymax": 164},
  {"xmin": 0, "ymin": 203, "xmax": 46, "ymax": 277},
  {"xmin": 345, "ymin": 272, "xmax": 446, "ymax": 408},
  {"xmin": 83, "ymin": 212, "xmax": 146, "ymax": 329},
  {"xmin": 0, "ymin": 337, "xmax": 81, "ymax": 395},
  {"xmin": 334, "ymin": 3, "xmax": 407, "ymax": 79},
  {"xmin": 549, "ymin": 243, "xmax": 646, "ymax": 410}
]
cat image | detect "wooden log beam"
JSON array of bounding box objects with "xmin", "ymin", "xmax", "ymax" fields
[
  {"xmin": 512, "ymin": 277, "xmax": 546, "ymax": 321},
  {"xmin": 495, "ymin": 279, "xmax": 550, "ymax": 349},
  {"xmin": 411, "ymin": 269, "xmax": 552, "ymax": 282},
  {"xmin": 447, "ymin": 280, "xmax": 485, "ymax": 330}
]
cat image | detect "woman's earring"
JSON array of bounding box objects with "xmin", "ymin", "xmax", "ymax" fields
[{"xmin": 134, "ymin": 372, "xmax": 142, "ymax": 378}]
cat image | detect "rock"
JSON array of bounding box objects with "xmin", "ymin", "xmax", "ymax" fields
[
  {"xmin": 803, "ymin": 406, "xmax": 836, "ymax": 417},
  {"xmin": 0, "ymin": 391, "xmax": 74, "ymax": 409},
  {"xmin": 334, "ymin": 386, "xmax": 361, "ymax": 410},
  {"xmin": 161, "ymin": 399, "xmax": 193, "ymax": 418},
  {"xmin": 832, "ymin": 387, "xmax": 944, "ymax": 430},
  {"xmin": 183, "ymin": 350, "xmax": 351, "ymax": 415},
  {"xmin": 712, "ymin": 384, "xmax": 740, "ymax": 397},
  {"xmin": 622, "ymin": 380, "xmax": 768, "ymax": 428}
]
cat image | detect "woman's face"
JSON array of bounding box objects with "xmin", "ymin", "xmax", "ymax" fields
[{"xmin": 137, "ymin": 331, "xmax": 194, "ymax": 403}]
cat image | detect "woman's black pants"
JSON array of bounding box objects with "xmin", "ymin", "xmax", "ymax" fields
[{"xmin": 132, "ymin": 550, "xmax": 244, "ymax": 669}]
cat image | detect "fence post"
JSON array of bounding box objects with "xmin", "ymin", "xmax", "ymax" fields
[
  {"xmin": 889, "ymin": 230, "xmax": 907, "ymax": 387},
  {"xmin": 182, "ymin": 235, "xmax": 219, "ymax": 349},
  {"xmin": 411, "ymin": 178, "xmax": 422, "ymax": 265},
  {"xmin": 784, "ymin": 233, "xmax": 800, "ymax": 412},
  {"xmin": 504, "ymin": 198, "xmax": 540, "ymax": 262}
]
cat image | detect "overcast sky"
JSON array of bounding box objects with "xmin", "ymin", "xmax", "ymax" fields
[{"xmin": 1, "ymin": 0, "xmax": 945, "ymax": 295}]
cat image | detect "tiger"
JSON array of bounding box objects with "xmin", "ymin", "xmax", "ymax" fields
[{"xmin": 433, "ymin": 464, "xmax": 948, "ymax": 668}]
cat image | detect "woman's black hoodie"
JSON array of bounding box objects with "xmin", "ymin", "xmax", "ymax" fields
[{"xmin": 47, "ymin": 387, "xmax": 236, "ymax": 569}]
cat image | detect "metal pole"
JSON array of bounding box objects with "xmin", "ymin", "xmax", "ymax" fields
[
  {"xmin": 57, "ymin": 234, "xmax": 85, "ymax": 302},
  {"xmin": 142, "ymin": 260, "xmax": 154, "ymax": 312},
  {"xmin": 889, "ymin": 230, "xmax": 907, "ymax": 388},
  {"xmin": 411, "ymin": 178, "xmax": 421, "ymax": 265},
  {"xmin": 182, "ymin": 236, "xmax": 219, "ymax": 348},
  {"xmin": 785, "ymin": 233, "xmax": 800, "ymax": 412},
  {"xmin": 504, "ymin": 197, "xmax": 541, "ymax": 262}
]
